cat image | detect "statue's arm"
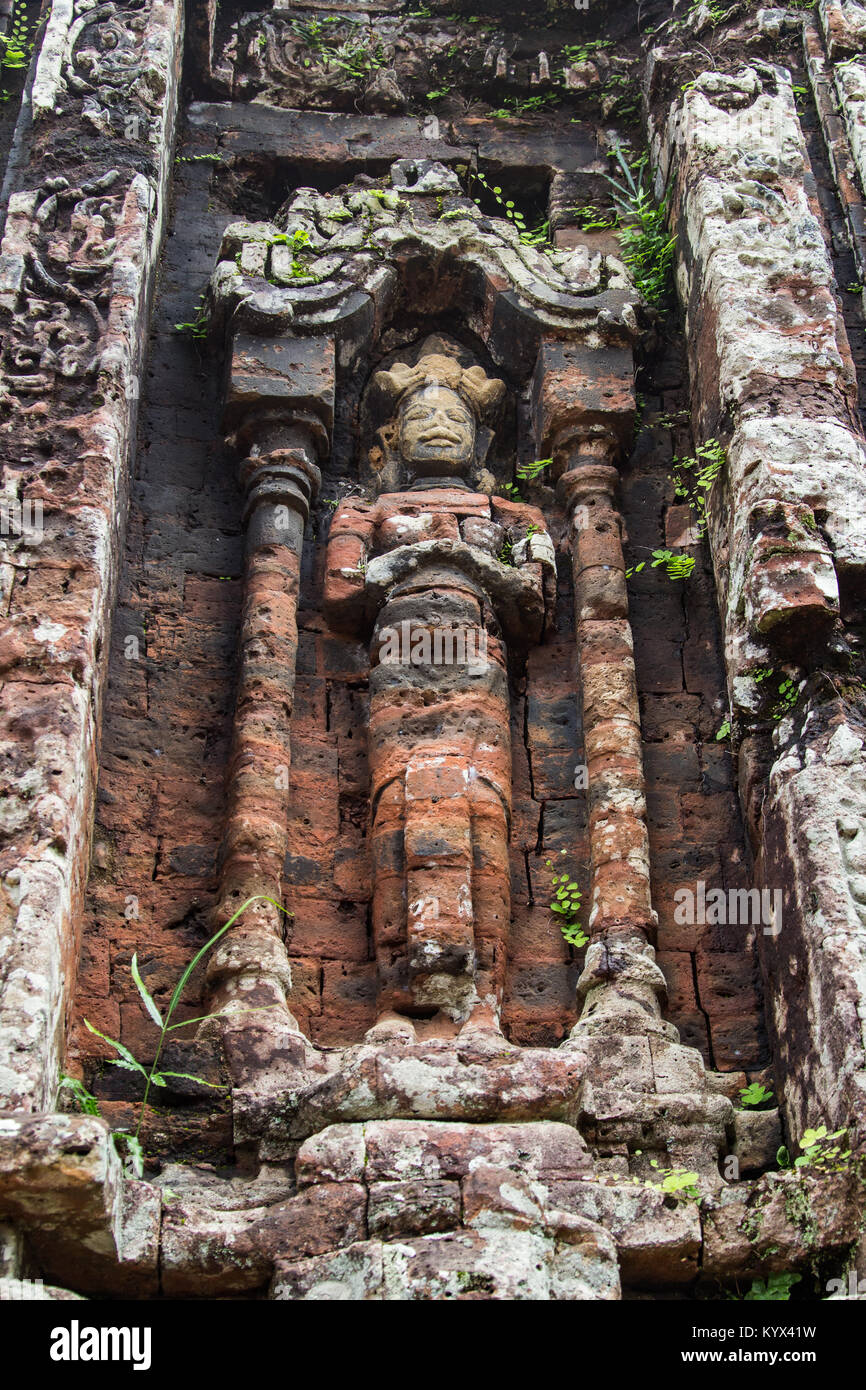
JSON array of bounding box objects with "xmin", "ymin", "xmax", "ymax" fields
[
  {"xmin": 323, "ymin": 500, "xmax": 377, "ymax": 632},
  {"xmin": 491, "ymin": 497, "xmax": 557, "ymax": 633},
  {"xmin": 491, "ymin": 498, "xmax": 556, "ymax": 569}
]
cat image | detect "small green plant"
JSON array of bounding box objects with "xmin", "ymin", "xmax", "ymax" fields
[
  {"xmin": 519, "ymin": 219, "xmax": 550, "ymax": 247},
  {"xmin": 426, "ymin": 86, "xmax": 452, "ymax": 101},
  {"xmin": 559, "ymin": 38, "xmax": 612, "ymax": 73},
  {"xmin": 545, "ymin": 855, "xmax": 586, "ymax": 948},
  {"xmin": 0, "ymin": 0, "xmax": 33, "ymax": 75},
  {"xmin": 672, "ymin": 437, "xmax": 726, "ymax": 538},
  {"xmin": 773, "ymin": 677, "xmax": 798, "ymax": 718},
  {"xmin": 268, "ymin": 226, "xmax": 321, "ymax": 279},
  {"xmin": 647, "ymin": 1161, "xmax": 701, "ymax": 1202},
  {"xmin": 776, "ymin": 1124, "xmax": 852, "ymax": 1173},
  {"xmin": 846, "ymin": 281, "xmax": 863, "ymax": 294},
  {"xmin": 794, "ymin": 1126, "xmax": 851, "ymax": 1172},
  {"xmin": 682, "ymin": 0, "xmax": 736, "ymax": 25},
  {"xmin": 176, "ymin": 152, "xmax": 224, "ymax": 165},
  {"xmin": 606, "ymin": 145, "xmax": 675, "ymax": 308},
  {"xmin": 715, "ymin": 719, "xmax": 731, "ymax": 742},
  {"xmin": 490, "ymin": 93, "xmax": 561, "ymax": 119},
  {"xmin": 499, "ymin": 480, "xmax": 524, "ymax": 502},
  {"xmin": 174, "ymin": 294, "xmax": 209, "ymax": 340},
  {"xmin": 655, "ymin": 408, "xmax": 691, "ymax": 429},
  {"xmin": 626, "ymin": 549, "xmax": 695, "ymax": 581},
  {"xmin": 289, "ymin": 15, "xmax": 385, "ymax": 81},
  {"xmin": 739, "ymin": 1082, "xmax": 774, "ymax": 1108},
  {"xmin": 516, "ymin": 457, "xmax": 551, "ymax": 483},
  {"xmin": 751, "ymin": 667, "xmax": 800, "ymax": 721},
  {"xmin": 58, "ymin": 1075, "xmax": 101, "ymax": 1116},
  {"xmin": 69, "ymin": 895, "xmax": 289, "ymax": 1176},
  {"xmin": 498, "ymin": 536, "xmax": 515, "ymax": 565},
  {"xmin": 653, "ymin": 549, "xmax": 695, "ymax": 580},
  {"xmin": 568, "ymin": 205, "xmax": 617, "ymax": 233},
  {"xmin": 471, "ymin": 170, "xmax": 550, "ymax": 249},
  {"xmin": 603, "ymin": 73, "xmax": 641, "ymax": 123},
  {"xmin": 742, "ymin": 1273, "xmax": 801, "ymax": 1301}
]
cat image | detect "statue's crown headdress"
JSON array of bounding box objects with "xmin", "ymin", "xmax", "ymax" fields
[{"xmin": 373, "ymin": 336, "xmax": 504, "ymax": 423}]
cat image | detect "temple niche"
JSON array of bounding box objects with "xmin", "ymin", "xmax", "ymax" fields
[{"xmin": 148, "ymin": 160, "xmax": 738, "ymax": 1274}]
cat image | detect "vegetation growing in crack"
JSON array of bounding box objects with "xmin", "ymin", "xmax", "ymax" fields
[
  {"xmin": 0, "ymin": 0, "xmax": 34, "ymax": 89},
  {"xmin": 174, "ymin": 294, "xmax": 209, "ymax": 340},
  {"xmin": 628, "ymin": 1150, "xmax": 701, "ymax": 1203},
  {"xmin": 646, "ymin": 1161, "xmax": 701, "ymax": 1203},
  {"xmin": 626, "ymin": 549, "xmax": 695, "ymax": 581},
  {"xmin": 624, "ymin": 434, "xmax": 726, "ymax": 588},
  {"xmin": 606, "ymin": 145, "xmax": 675, "ymax": 309},
  {"xmin": 497, "ymin": 462, "xmax": 550, "ymax": 506},
  {"xmin": 557, "ymin": 38, "xmax": 612, "ymax": 80},
  {"xmin": 738, "ymin": 1082, "xmax": 774, "ymax": 1109},
  {"xmin": 545, "ymin": 853, "xmax": 586, "ymax": 948},
  {"xmin": 777, "ymin": 1126, "xmax": 853, "ymax": 1175},
  {"xmin": 268, "ymin": 227, "xmax": 324, "ymax": 281},
  {"xmin": 59, "ymin": 896, "xmax": 290, "ymax": 1177},
  {"xmin": 751, "ymin": 667, "xmax": 801, "ymax": 722},
  {"xmin": 469, "ymin": 169, "xmax": 550, "ymax": 248},
  {"xmin": 287, "ymin": 15, "xmax": 387, "ymax": 83},
  {"xmin": 489, "ymin": 92, "xmax": 562, "ymax": 119},
  {"xmin": 518, "ymin": 457, "xmax": 551, "ymax": 485},
  {"xmin": 672, "ymin": 437, "xmax": 726, "ymax": 539},
  {"xmin": 567, "ymin": 204, "xmax": 616, "ymax": 233}
]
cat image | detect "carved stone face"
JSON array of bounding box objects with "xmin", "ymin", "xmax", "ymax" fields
[{"xmin": 397, "ymin": 385, "xmax": 475, "ymax": 478}]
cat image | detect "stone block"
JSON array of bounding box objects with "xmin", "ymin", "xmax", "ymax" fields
[{"xmin": 224, "ymin": 333, "xmax": 335, "ymax": 430}]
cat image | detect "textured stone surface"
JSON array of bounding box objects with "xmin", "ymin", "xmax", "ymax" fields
[
  {"xmin": 0, "ymin": 0, "xmax": 183, "ymax": 1113},
  {"xmin": 208, "ymin": 160, "xmax": 642, "ymax": 352},
  {"xmin": 297, "ymin": 1118, "xmax": 593, "ymax": 1186},
  {"xmin": 0, "ymin": 1113, "xmax": 159, "ymax": 1295},
  {"xmin": 659, "ymin": 64, "xmax": 866, "ymax": 675},
  {"xmin": 759, "ymin": 711, "xmax": 866, "ymax": 1138},
  {"xmin": 272, "ymin": 1223, "xmax": 620, "ymax": 1301},
  {"xmin": 702, "ymin": 1169, "xmax": 862, "ymax": 1279},
  {"xmin": 252, "ymin": 1038, "xmax": 589, "ymax": 1153},
  {"xmin": 551, "ymin": 1180, "xmax": 701, "ymax": 1287},
  {"xmin": 732, "ymin": 1108, "xmax": 783, "ymax": 1174}
]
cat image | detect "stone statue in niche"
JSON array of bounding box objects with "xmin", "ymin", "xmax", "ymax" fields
[{"xmin": 324, "ymin": 337, "xmax": 556, "ymax": 1040}]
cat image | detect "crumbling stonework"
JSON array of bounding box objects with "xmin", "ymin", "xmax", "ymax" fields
[{"xmin": 0, "ymin": 0, "xmax": 865, "ymax": 1307}]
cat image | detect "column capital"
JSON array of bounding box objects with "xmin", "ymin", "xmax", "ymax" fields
[{"xmin": 556, "ymin": 459, "xmax": 620, "ymax": 513}]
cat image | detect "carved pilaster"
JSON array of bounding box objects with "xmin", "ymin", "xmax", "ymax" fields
[
  {"xmin": 206, "ymin": 338, "xmax": 332, "ymax": 1066},
  {"xmin": 533, "ymin": 343, "xmax": 672, "ymax": 1041}
]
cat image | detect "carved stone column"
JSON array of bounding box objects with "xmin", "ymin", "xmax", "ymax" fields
[
  {"xmin": 558, "ymin": 445, "xmax": 672, "ymax": 1039},
  {"xmin": 533, "ymin": 343, "xmax": 673, "ymax": 1042},
  {"xmin": 206, "ymin": 336, "xmax": 332, "ymax": 1073}
]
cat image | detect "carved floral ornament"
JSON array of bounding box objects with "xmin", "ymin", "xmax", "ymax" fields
[
  {"xmin": 32, "ymin": 0, "xmax": 172, "ymax": 127},
  {"xmin": 207, "ymin": 159, "xmax": 642, "ymax": 348}
]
